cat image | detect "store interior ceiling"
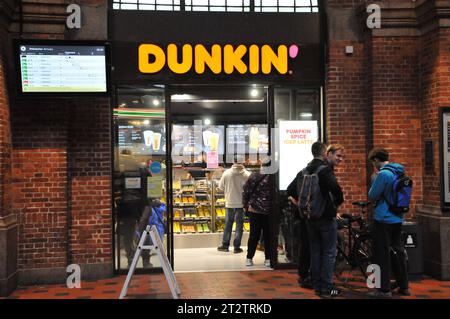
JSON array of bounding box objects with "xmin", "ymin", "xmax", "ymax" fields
[
  {"xmin": 117, "ymin": 85, "xmax": 269, "ymax": 124},
  {"xmin": 116, "ymin": 85, "xmax": 319, "ymax": 123}
]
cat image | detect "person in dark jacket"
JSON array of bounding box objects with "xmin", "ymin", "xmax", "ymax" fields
[
  {"xmin": 286, "ymin": 143, "xmax": 345, "ymax": 290},
  {"xmin": 303, "ymin": 142, "xmax": 344, "ymax": 297},
  {"xmin": 243, "ymin": 161, "xmax": 274, "ymax": 267}
]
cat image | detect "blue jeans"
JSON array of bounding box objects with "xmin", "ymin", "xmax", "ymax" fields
[
  {"xmin": 306, "ymin": 218, "xmax": 337, "ymax": 292},
  {"xmin": 222, "ymin": 208, "xmax": 244, "ymax": 249}
]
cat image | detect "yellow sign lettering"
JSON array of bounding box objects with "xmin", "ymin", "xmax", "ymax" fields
[
  {"xmin": 223, "ymin": 44, "xmax": 247, "ymax": 74},
  {"xmin": 138, "ymin": 44, "xmax": 166, "ymax": 73},
  {"xmin": 167, "ymin": 44, "xmax": 193, "ymax": 74},
  {"xmin": 261, "ymin": 45, "xmax": 288, "ymax": 74},
  {"xmin": 195, "ymin": 44, "xmax": 221, "ymax": 74}
]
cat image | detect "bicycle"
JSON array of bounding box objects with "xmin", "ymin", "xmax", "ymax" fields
[{"xmin": 334, "ymin": 201, "xmax": 373, "ymax": 280}]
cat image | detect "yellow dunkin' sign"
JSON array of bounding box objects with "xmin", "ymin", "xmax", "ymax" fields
[{"xmin": 138, "ymin": 44, "xmax": 299, "ymax": 75}]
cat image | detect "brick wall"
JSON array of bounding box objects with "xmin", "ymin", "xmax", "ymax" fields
[
  {"xmin": 370, "ymin": 36, "xmax": 423, "ymax": 215},
  {"xmin": 69, "ymin": 99, "xmax": 112, "ymax": 265},
  {"xmin": 10, "ymin": 99, "xmax": 112, "ymax": 270},
  {"xmin": 11, "ymin": 102, "xmax": 69, "ymax": 269},
  {"xmin": 0, "ymin": 27, "xmax": 13, "ymax": 219},
  {"xmin": 326, "ymin": 41, "xmax": 370, "ymax": 213},
  {"xmin": 421, "ymin": 28, "xmax": 450, "ymax": 208}
]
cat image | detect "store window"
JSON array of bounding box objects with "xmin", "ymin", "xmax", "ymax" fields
[
  {"xmin": 111, "ymin": 0, "xmax": 320, "ymax": 12},
  {"xmin": 113, "ymin": 85, "xmax": 168, "ymax": 271},
  {"xmin": 274, "ymin": 88, "xmax": 322, "ymax": 265}
]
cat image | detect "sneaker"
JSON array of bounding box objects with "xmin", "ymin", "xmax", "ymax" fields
[
  {"xmin": 264, "ymin": 259, "xmax": 271, "ymax": 267},
  {"xmin": 321, "ymin": 287, "xmax": 341, "ymax": 298},
  {"xmin": 234, "ymin": 248, "xmax": 244, "ymax": 254},
  {"xmin": 217, "ymin": 245, "xmax": 229, "ymax": 252},
  {"xmin": 245, "ymin": 258, "xmax": 253, "ymax": 266},
  {"xmin": 367, "ymin": 290, "xmax": 392, "ymax": 298},
  {"xmin": 397, "ymin": 288, "xmax": 411, "ymax": 296},
  {"xmin": 391, "ymin": 282, "xmax": 411, "ymax": 296}
]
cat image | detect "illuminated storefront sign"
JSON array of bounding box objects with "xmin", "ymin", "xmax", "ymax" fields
[{"xmin": 138, "ymin": 44, "xmax": 299, "ymax": 75}]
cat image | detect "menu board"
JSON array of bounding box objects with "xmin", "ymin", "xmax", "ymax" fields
[
  {"xmin": 226, "ymin": 124, "xmax": 269, "ymax": 155},
  {"xmin": 118, "ymin": 119, "xmax": 166, "ymax": 156},
  {"xmin": 18, "ymin": 44, "xmax": 107, "ymax": 93},
  {"xmin": 202, "ymin": 125, "xmax": 225, "ymax": 154},
  {"xmin": 172, "ymin": 124, "xmax": 225, "ymax": 157},
  {"xmin": 172, "ymin": 125, "xmax": 198, "ymax": 157}
]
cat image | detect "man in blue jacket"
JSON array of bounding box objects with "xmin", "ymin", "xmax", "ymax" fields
[{"xmin": 368, "ymin": 148, "xmax": 410, "ymax": 297}]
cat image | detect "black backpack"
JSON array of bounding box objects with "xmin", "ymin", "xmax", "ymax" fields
[{"xmin": 296, "ymin": 165, "xmax": 328, "ymax": 219}]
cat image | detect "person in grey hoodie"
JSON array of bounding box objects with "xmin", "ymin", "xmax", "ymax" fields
[{"xmin": 217, "ymin": 159, "xmax": 251, "ymax": 253}]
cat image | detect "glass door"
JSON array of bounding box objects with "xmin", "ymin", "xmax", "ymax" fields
[
  {"xmin": 169, "ymin": 85, "xmax": 270, "ymax": 272},
  {"xmin": 274, "ymin": 87, "xmax": 322, "ymax": 266},
  {"xmin": 113, "ymin": 85, "xmax": 169, "ymax": 272}
]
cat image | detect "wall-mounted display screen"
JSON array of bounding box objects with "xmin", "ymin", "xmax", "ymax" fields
[
  {"xmin": 226, "ymin": 124, "xmax": 269, "ymax": 155},
  {"xmin": 17, "ymin": 42, "xmax": 108, "ymax": 93},
  {"xmin": 118, "ymin": 119, "xmax": 166, "ymax": 156},
  {"xmin": 172, "ymin": 124, "xmax": 225, "ymax": 156}
]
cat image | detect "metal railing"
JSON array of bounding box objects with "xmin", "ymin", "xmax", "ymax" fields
[{"xmin": 111, "ymin": 0, "xmax": 319, "ymax": 12}]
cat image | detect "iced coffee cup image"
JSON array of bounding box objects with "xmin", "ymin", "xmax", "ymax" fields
[
  {"xmin": 209, "ymin": 132, "xmax": 220, "ymax": 151},
  {"xmin": 153, "ymin": 132, "xmax": 162, "ymax": 151},
  {"xmin": 143, "ymin": 130, "xmax": 154, "ymax": 147},
  {"xmin": 203, "ymin": 130, "xmax": 212, "ymax": 147},
  {"xmin": 249, "ymin": 127, "xmax": 259, "ymax": 151}
]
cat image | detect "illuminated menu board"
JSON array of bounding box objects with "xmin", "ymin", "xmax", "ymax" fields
[
  {"xmin": 172, "ymin": 124, "xmax": 225, "ymax": 156},
  {"xmin": 118, "ymin": 120, "xmax": 166, "ymax": 156},
  {"xmin": 18, "ymin": 44, "xmax": 107, "ymax": 93},
  {"xmin": 226, "ymin": 124, "xmax": 269, "ymax": 154}
]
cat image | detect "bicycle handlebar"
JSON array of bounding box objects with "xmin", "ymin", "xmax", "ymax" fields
[{"xmin": 352, "ymin": 201, "xmax": 371, "ymax": 208}]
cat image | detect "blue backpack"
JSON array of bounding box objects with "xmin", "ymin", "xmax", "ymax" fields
[{"xmin": 381, "ymin": 167, "xmax": 413, "ymax": 215}]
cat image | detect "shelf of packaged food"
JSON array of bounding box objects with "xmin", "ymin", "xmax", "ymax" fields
[{"xmin": 173, "ymin": 221, "xmax": 212, "ymax": 234}]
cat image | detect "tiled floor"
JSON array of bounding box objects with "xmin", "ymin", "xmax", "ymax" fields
[{"xmin": 3, "ymin": 270, "xmax": 450, "ymax": 299}]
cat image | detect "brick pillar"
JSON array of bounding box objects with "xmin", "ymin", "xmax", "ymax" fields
[
  {"xmin": 325, "ymin": 0, "xmax": 371, "ymax": 213},
  {"xmin": 69, "ymin": 99, "xmax": 113, "ymax": 280},
  {"xmin": 0, "ymin": 1, "xmax": 18, "ymax": 296},
  {"xmin": 417, "ymin": 26, "xmax": 450, "ymax": 280},
  {"xmin": 370, "ymin": 36, "xmax": 422, "ymax": 216}
]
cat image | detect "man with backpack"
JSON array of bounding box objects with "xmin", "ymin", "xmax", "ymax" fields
[
  {"xmin": 287, "ymin": 143, "xmax": 345, "ymax": 290},
  {"xmin": 367, "ymin": 148, "xmax": 411, "ymax": 298},
  {"xmin": 297, "ymin": 141, "xmax": 344, "ymax": 297}
]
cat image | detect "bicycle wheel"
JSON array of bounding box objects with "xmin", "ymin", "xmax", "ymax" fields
[
  {"xmin": 334, "ymin": 232, "xmax": 349, "ymax": 277},
  {"xmin": 354, "ymin": 233, "xmax": 372, "ymax": 277}
]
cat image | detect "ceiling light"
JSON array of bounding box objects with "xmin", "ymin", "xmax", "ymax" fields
[
  {"xmin": 152, "ymin": 99, "xmax": 160, "ymax": 106},
  {"xmin": 250, "ymin": 89, "xmax": 259, "ymax": 97},
  {"xmin": 300, "ymin": 113, "xmax": 313, "ymax": 118},
  {"xmin": 204, "ymin": 118, "xmax": 211, "ymax": 125},
  {"xmin": 143, "ymin": 120, "xmax": 150, "ymax": 125}
]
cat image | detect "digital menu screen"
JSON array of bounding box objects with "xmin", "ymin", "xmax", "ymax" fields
[
  {"xmin": 118, "ymin": 119, "xmax": 166, "ymax": 156},
  {"xmin": 202, "ymin": 125, "xmax": 225, "ymax": 154},
  {"xmin": 172, "ymin": 124, "xmax": 225, "ymax": 156},
  {"xmin": 226, "ymin": 124, "xmax": 269, "ymax": 155},
  {"xmin": 18, "ymin": 44, "xmax": 107, "ymax": 93}
]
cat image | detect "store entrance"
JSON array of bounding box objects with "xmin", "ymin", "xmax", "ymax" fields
[{"xmin": 169, "ymin": 85, "xmax": 271, "ymax": 272}]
